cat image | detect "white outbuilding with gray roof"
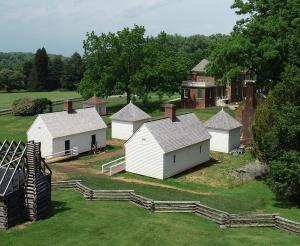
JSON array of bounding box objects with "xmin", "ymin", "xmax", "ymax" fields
[
  {"xmin": 204, "ymin": 109, "xmax": 242, "ymax": 153},
  {"xmin": 125, "ymin": 105, "xmax": 211, "ymax": 179},
  {"xmin": 111, "ymin": 102, "xmax": 151, "ymax": 140},
  {"xmin": 27, "ymin": 102, "xmax": 107, "ymax": 158}
]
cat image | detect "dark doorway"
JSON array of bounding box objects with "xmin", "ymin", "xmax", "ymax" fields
[
  {"xmin": 65, "ymin": 140, "xmax": 70, "ymax": 154},
  {"xmin": 91, "ymin": 134, "xmax": 96, "ymax": 147}
]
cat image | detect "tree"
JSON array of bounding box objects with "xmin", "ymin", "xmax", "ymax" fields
[
  {"xmin": 48, "ymin": 56, "xmax": 64, "ymax": 90},
  {"xmin": 0, "ymin": 68, "xmax": 24, "ymax": 92},
  {"xmin": 132, "ymin": 32, "xmax": 190, "ymax": 100},
  {"xmin": 206, "ymin": 0, "xmax": 300, "ymax": 88},
  {"xmin": 61, "ymin": 52, "xmax": 83, "ymax": 90},
  {"xmin": 28, "ymin": 48, "xmax": 49, "ymax": 91},
  {"xmin": 79, "ymin": 25, "xmax": 145, "ymax": 102},
  {"xmin": 207, "ymin": 0, "xmax": 300, "ymax": 202},
  {"xmin": 79, "ymin": 26, "xmax": 190, "ymax": 102},
  {"xmin": 22, "ymin": 60, "xmax": 33, "ymax": 88}
]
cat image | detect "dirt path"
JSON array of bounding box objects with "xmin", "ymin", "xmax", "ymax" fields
[
  {"xmin": 50, "ymin": 146, "xmax": 212, "ymax": 196},
  {"xmin": 113, "ymin": 177, "xmax": 212, "ymax": 196},
  {"xmin": 50, "ymin": 148, "xmax": 124, "ymax": 180}
]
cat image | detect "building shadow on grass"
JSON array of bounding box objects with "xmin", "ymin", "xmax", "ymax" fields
[
  {"xmin": 50, "ymin": 200, "xmax": 71, "ymax": 216},
  {"xmin": 172, "ymin": 158, "xmax": 220, "ymax": 179}
]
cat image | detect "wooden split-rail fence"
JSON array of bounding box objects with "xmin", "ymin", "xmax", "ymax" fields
[{"xmin": 52, "ymin": 180, "xmax": 300, "ymax": 237}]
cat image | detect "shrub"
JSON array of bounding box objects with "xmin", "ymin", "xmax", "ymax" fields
[
  {"xmin": 12, "ymin": 97, "xmax": 52, "ymax": 116},
  {"xmin": 33, "ymin": 98, "xmax": 52, "ymax": 114},
  {"xmin": 12, "ymin": 98, "xmax": 36, "ymax": 116}
]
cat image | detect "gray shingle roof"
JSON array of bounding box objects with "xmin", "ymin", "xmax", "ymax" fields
[
  {"xmin": 145, "ymin": 113, "xmax": 211, "ymax": 153},
  {"xmin": 39, "ymin": 107, "xmax": 107, "ymax": 138},
  {"xmin": 192, "ymin": 59, "xmax": 209, "ymax": 73},
  {"xmin": 0, "ymin": 167, "xmax": 25, "ymax": 196},
  {"xmin": 111, "ymin": 102, "xmax": 151, "ymax": 122},
  {"xmin": 204, "ymin": 109, "xmax": 242, "ymax": 130}
]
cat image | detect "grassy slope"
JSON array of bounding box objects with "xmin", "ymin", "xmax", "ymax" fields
[
  {"xmin": 0, "ymin": 191, "xmax": 299, "ymax": 246},
  {"xmin": 75, "ymin": 174, "xmax": 300, "ymax": 222},
  {"xmin": 0, "ymin": 91, "xmax": 81, "ymax": 110},
  {"xmin": 0, "ymin": 91, "xmax": 299, "ymax": 238}
]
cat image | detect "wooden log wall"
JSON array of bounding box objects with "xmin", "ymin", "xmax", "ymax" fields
[
  {"xmin": 25, "ymin": 142, "xmax": 52, "ymax": 221},
  {"xmin": 0, "ymin": 189, "xmax": 25, "ymax": 229},
  {"xmin": 226, "ymin": 214, "xmax": 276, "ymax": 228},
  {"xmin": 130, "ymin": 193, "xmax": 153, "ymax": 210},
  {"xmin": 51, "ymin": 180, "xmax": 300, "ymax": 237},
  {"xmin": 154, "ymin": 201, "xmax": 196, "ymax": 213},
  {"xmin": 75, "ymin": 182, "xmax": 93, "ymax": 199},
  {"xmin": 52, "ymin": 180, "xmax": 81, "ymax": 190},
  {"xmin": 275, "ymin": 216, "xmax": 300, "ymax": 235},
  {"xmin": 92, "ymin": 190, "xmax": 133, "ymax": 201},
  {"xmin": 194, "ymin": 202, "xmax": 230, "ymax": 224}
]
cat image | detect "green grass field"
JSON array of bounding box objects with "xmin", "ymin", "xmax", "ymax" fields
[
  {"xmin": 1, "ymin": 91, "xmax": 299, "ymax": 243},
  {"xmin": 0, "ymin": 91, "xmax": 81, "ymax": 110},
  {"xmin": 0, "ymin": 91, "xmax": 188, "ymax": 142},
  {"xmin": 0, "ymin": 191, "xmax": 299, "ymax": 245}
]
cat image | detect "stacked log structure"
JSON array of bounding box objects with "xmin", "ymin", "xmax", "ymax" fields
[
  {"xmin": 25, "ymin": 141, "xmax": 52, "ymax": 221},
  {"xmin": 0, "ymin": 140, "xmax": 27, "ymax": 229},
  {"xmin": 0, "ymin": 189, "xmax": 25, "ymax": 229}
]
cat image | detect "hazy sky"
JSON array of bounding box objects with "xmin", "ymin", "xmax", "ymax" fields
[{"xmin": 0, "ymin": 0, "xmax": 238, "ymax": 56}]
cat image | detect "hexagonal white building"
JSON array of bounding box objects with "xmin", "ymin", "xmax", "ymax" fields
[
  {"xmin": 204, "ymin": 109, "xmax": 242, "ymax": 153},
  {"xmin": 111, "ymin": 102, "xmax": 151, "ymax": 140}
]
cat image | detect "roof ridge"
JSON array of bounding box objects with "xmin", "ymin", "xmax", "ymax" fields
[{"xmin": 145, "ymin": 112, "xmax": 195, "ymax": 124}]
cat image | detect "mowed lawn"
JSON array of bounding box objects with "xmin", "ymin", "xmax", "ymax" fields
[
  {"xmin": 0, "ymin": 92, "xmax": 198, "ymax": 142},
  {"xmin": 0, "ymin": 91, "xmax": 81, "ymax": 110},
  {"xmin": 0, "ymin": 191, "xmax": 299, "ymax": 246}
]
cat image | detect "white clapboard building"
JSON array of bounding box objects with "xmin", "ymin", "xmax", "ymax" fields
[
  {"xmin": 204, "ymin": 108, "xmax": 242, "ymax": 153},
  {"xmin": 125, "ymin": 104, "xmax": 211, "ymax": 179},
  {"xmin": 111, "ymin": 102, "xmax": 151, "ymax": 140},
  {"xmin": 27, "ymin": 101, "xmax": 107, "ymax": 158}
]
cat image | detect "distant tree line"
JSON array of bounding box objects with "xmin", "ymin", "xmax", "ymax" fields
[
  {"xmin": 0, "ymin": 49, "xmax": 83, "ymax": 92},
  {"xmin": 79, "ymin": 25, "xmax": 226, "ymax": 102}
]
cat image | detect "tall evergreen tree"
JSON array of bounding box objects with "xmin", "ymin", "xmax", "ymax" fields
[
  {"xmin": 28, "ymin": 48, "xmax": 49, "ymax": 91},
  {"xmin": 61, "ymin": 52, "xmax": 83, "ymax": 90},
  {"xmin": 22, "ymin": 60, "xmax": 33, "ymax": 88},
  {"xmin": 48, "ymin": 56, "xmax": 64, "ymax": 90}
]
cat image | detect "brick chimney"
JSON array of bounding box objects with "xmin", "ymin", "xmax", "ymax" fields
[
  {"xmin": 164, "ymin": 104, "xmax": 176, "ymax": 122},
  {"xmin": 241, "ymin": 80, "xmax": 256, "ymax": 144},
  {"xmin": 245, "ymin": 80, "xmax": 255, "ymax": 108},
  {"xmin": 64, "ymin": 100, "xmax": 73, "ymax": 113}
]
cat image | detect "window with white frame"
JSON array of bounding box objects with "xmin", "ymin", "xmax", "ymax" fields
[{"xmin": 183, "ymin": 89, "xmax": 190, "ymax": 99}]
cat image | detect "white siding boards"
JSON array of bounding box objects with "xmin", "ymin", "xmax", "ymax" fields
[
  {"xmin": 125, "ymin": 111, "xmax": 211, "ymax": 180},
  {"xmin": 27, "ymin": 106, "xmax": 107, "ymax": 157},
  {"xmin": 126, "ymin": 125, "xmax": 164, "ymax": 179},
  {"xmin": 111, "ymin": 102, "xmax": 151, "ymax": 140},
  {"xmin": 163, "ymin": 140, "xmax": 210, "ymax": 178},
  {"xmin": 27, "ymin": 116, "xmax": 53, "ymax": 157},
  {"xmin": 204, "ymin": 109, "xmax": 242, "ymax": 153}
]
